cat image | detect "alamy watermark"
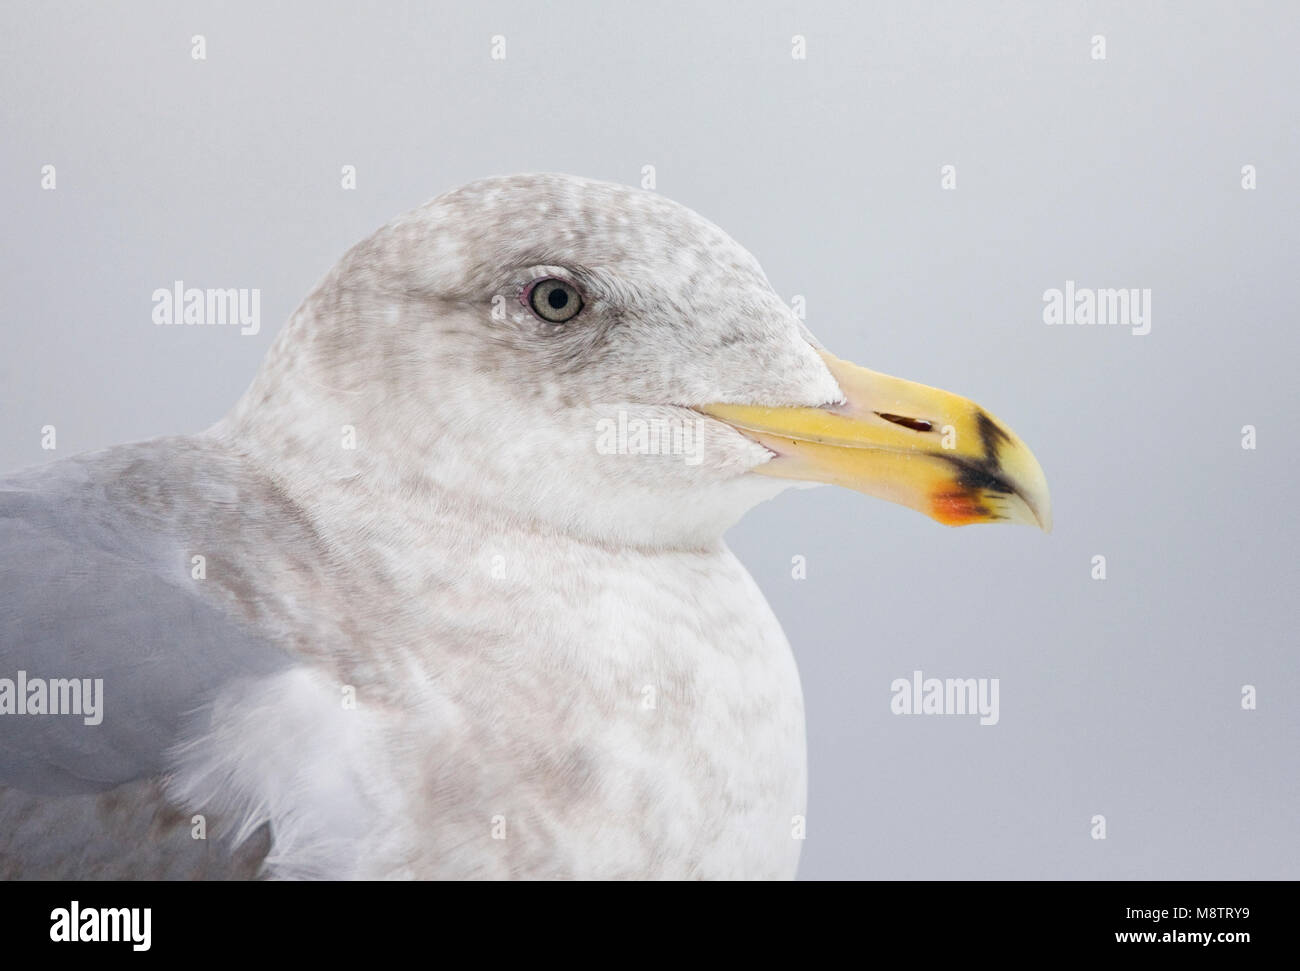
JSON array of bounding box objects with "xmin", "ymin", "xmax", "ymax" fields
[
  {"xmin": 152, "ymin": 281, "xmax": 260, "ymax": 335},
  {"xmin": 890, "ymin": 670, "xmax": 999, "ymax": 726},
  {"xmin": 1042, "ymin": 280, "xmax": 1151, "ymax": 336},
  {"xmin": 595, "ymin": 411, "xmax": 704, "ymax": 465},
  {"xmin": 50, "ymin": 901, "xmax": 150, "ymax": 951},
  {"xmin": 0, "ymin": 671, "xmax": 103, "ymax": 725}
]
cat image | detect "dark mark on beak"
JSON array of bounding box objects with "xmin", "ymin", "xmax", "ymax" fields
[
  {"xmin": 943, "ymin": 454, "xmax": 1017, "ymax": 496},
  {"xmin": 876, "ymin": 412, "xmax": 933, "ymax": 433},
  {"xmin": 976, "ymin": 411, "xmax": 1013, "ymax": 464}
]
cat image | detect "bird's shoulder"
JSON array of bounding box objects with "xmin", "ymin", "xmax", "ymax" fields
[{"xmin": 0, "ymin": 436, "xmax": 301, "ymax": 796}]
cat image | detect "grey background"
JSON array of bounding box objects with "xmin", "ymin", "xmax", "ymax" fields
[{"xmin": 1, "ymin": 1, "xmax": 1296, "ymax": 878}]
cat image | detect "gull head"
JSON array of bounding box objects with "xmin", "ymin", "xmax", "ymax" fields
[{"xmin": 231, "ymin": 173, "xmax": 1050, "ymax": 548}]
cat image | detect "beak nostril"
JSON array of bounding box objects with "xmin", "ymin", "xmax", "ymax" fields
[{"xmin": 876, "ymin": 412, "xmax": 933, "ymax": 433}]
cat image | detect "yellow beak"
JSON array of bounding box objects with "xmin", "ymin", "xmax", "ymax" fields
[{"xmin": 699, "ymin": 350, "xmax": 1052, "ymax": 530}]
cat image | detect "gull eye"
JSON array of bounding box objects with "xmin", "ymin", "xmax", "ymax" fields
[{"xmin": 526, "ymin": 278, "xmax": 583, "ymax": 324}]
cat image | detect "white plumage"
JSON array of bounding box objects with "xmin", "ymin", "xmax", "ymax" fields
[{"xmin": 0, "ymin": 174, "xmax": 1048, "ymax": 879}]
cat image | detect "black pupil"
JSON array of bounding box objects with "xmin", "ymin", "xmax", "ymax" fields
[{"xmin": 546, "ymin": 287, "xmax": 569, "ymax": 310}]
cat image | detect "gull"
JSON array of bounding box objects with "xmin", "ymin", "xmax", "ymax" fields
[{"xmin": 0, "ymin": 174, "xmax": 1050, "ymax": 879}]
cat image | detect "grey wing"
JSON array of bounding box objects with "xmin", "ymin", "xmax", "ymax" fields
[
  {"xmin": 0, "ymin": 441, "xmax": 296, "ymax": 876},
  {"xmin": 0, "ymin": 493, "xmax": 287, "ymax": 794}
]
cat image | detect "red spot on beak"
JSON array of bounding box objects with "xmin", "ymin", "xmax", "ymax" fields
[{"xmin": 930, "ymin": 490, "xmax": 989, "ymax": 526}]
